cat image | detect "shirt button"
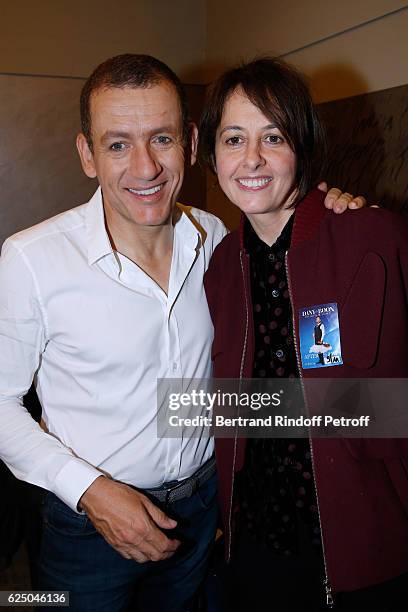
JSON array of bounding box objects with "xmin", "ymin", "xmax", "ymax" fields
[
  {"xmin": 272, "ymin": 289, "xmax": 279, "ymax": 298},
  {"xmin": 268, "ymin": 253, "xmax": 276, "ymax": 262},
  {"xmin": 276, "ymin": 349, "xmax": 284, "ymax": 359},
  {"xmin": 172, "ymin": 362, "xmax": 178, "ymax": 372}
]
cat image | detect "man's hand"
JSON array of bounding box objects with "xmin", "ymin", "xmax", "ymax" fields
[
  {"xmin": 318, "ymin": 182, "xmax": 369, "ymax": 214},
  {"xmin": 79, "ymin": 476, "xmax": 181, "ymax": 563}
]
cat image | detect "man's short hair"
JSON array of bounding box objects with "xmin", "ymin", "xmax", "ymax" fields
[{"xmin": 80, "ymin": 54, "xmax": 189, "ymax": 150}]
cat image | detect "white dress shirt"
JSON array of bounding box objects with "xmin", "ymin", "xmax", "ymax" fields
[{"xmin": 0, "ymin": 188, "xmax": 227, "ymax": 511}]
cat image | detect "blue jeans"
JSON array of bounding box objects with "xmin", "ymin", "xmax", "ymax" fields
[{"xmin": 38, "ymin": 472, "xmax": 218, "ymax": 612}]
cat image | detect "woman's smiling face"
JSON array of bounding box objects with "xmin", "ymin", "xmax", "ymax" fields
[{"xmin": 214, "ymin": 87, "xmax": 297, "ymax": 217}]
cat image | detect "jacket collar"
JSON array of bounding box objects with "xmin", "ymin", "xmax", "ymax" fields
[
  {"xmin": 238, "ymin": 187, "xmax": 327, "ymax": 252},
  {"xmin": 290, "ymin": 187, "xmax": 327, "ymax": 248}
]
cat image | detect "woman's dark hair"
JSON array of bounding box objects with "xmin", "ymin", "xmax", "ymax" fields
[
  {"xmin": 80, "ymin": 54, "xmax": 189, "ymax": 151},
  {"xmin": 199, "ymin": 57, "xmax": 326, "ymax": 203}
]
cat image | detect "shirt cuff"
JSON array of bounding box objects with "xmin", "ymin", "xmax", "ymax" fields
[{"xmin": 52, "ymin": 458, "xmax": 104, "ymax": 513}]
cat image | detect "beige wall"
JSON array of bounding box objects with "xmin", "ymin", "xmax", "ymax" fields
[
  {"xmin": 206, "ymin": 0, "xmax": 408, "ymax": 100},
  {"xmin": 0, "ymin": 0, "xmax": 206, "ymax": 83},
  {"xmin": 279, "ymin": 8, "xmax": 408, "ymax": 104},
  {"xmin": 4, "ymin": 1, "xmax": 406, "ymax": 93}
]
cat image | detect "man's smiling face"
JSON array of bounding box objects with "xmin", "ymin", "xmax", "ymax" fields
[{"xmin": 77, "ymin": 81, "xmax": 196, "ymax": 231}]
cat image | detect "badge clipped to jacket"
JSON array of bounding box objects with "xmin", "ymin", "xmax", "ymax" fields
[{"xmin": 299, "ymin": 302, "xmax": 343, "ymax": 369}]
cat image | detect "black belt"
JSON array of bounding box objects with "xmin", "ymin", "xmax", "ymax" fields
[{"xmin": 143, "ymin": 456, "xmax": 216, "ymax": 504}]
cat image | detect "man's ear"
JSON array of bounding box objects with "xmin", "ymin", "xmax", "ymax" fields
[
  {"xmin": 76, "ymin": 133, "xmax": 97, "ymax": 178},
  {"xmin": 188, "ymin": 122, "xmax": 198, "ymax": 167}
]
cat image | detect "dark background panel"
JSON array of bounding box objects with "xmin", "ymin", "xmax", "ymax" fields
[{"xmin": 319, "ymin": 83, "xmax": 408, "ymax": 213}]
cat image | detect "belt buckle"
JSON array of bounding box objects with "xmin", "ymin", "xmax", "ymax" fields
[
  {"xmin": 166, "ymin": 475, "xmax": 198, "ymax": 504},
  {"xmin": 164, "ymin": 479, "xmax": 185, "ymax": 505}
]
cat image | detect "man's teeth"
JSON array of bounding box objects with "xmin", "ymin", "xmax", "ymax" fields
[
  {"xmin": 128, "ymin": 184, "xmax": 163, "ymax": 196},
  {"xmin": 238, "ymin": 178, "xmax": 272, "ymax": 188}
]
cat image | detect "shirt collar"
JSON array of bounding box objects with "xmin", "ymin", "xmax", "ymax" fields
[
  {"xmin": 175, "ymin": 203, "xmax": 205, "ymax": 251},
  {"xmin": 85, "ymin": 188, "xmax": 202, "ymax": 265},
  {"xmin": 85, "ymin": 187, "xmax": 114, "ymax": 265}
]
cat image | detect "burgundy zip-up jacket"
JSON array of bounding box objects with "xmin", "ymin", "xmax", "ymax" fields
[{"xmin": 204, "ymin": 188, "xmax": 408, "ymax": 593}]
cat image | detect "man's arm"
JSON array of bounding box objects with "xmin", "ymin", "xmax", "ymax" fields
[
  {"xmin": 0, "ymin": 239, "xmax": 180, "ymax": 562},
  {"xmin": 79, "ymin": 477, "xmax": 180, "ymax": 563},
  {"xmin": 318, "ymin": 182, "xmax": 369, "ymax": 213},
  {"xmin": 0, "ymin": 239, "xmax": 101, "ymax": 506}
]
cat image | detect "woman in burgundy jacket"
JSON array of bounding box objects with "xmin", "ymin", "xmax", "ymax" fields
[{"xmin": 201, "ymin": 58, "xmax": 408, "ymax": 611}]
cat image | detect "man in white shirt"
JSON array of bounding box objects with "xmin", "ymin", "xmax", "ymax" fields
[{"xmin": 0, "ymin": 54, "xmax": 227, "ymax": 612}]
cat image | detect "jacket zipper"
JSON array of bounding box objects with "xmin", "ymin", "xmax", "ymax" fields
[
  {"xmin": 285, "ymin": 251, "xmax": 334, "ymax": 608},
  {"xmin": 226, "ymin": 249, "xmax": 250, "ymax": 562}
]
